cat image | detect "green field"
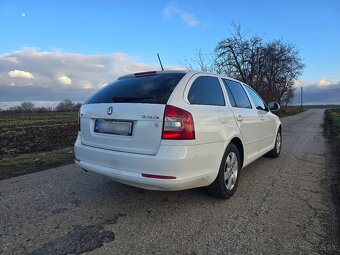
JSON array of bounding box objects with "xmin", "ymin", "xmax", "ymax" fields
[{"xmin": 0, "ymin": 112, "xmax": 78, "ymax": 179}]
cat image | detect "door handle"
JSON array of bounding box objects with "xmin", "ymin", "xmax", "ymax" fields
[
  {"xmin": 260, "ymin": 116, "xmax": 265, "ymax": 121},
  {"xmin": 237, "ymin": 115, "xmax": 243, "ymax": 121}
]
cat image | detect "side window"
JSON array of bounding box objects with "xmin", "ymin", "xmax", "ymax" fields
[
  {"xmin": 222, "ymin": 79, "xmax": 252, "ymax": 108},
  {"xmin": 188, "ymin": 76, "xmax": 225, "ymax": 106},
  {"xmin": 225, "ymin": 85, "xmax": 236, "ymax": 107},
  {"xmin": 244, "ymin": 85, "xmax": 268, "ymax": 111}
]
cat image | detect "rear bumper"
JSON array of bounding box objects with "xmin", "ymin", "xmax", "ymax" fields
[{"xmin": 74, "ymin": 135, "xmax": 223, "ymax": 191}]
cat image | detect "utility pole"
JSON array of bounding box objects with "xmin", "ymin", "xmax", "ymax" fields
[{"xmin": 300, "ymin": 87, "xmax": 303, "ymax": 108}]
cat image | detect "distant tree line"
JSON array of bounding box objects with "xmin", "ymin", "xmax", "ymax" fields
[
  {"xmin": 0, "ymin": 100, "xmax": 82, "ymax": 113},
  {"xmin": 184, "ymin": 25, "xmax": 304, "ymax": 106}
]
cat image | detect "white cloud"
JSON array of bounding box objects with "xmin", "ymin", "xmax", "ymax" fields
[
  {"xmin": 83, "ymin": 82, "xmax": 94, "ymax": 89},
  {"xmin": 92, "ymin": 64, "xmax": 105, "ymax": 68},
  {"xmin": 295, "ymin": 78, "xmax": 337, "ymax": 88},
  {"xmin": 58, "ymin": 75, "xmax": 72, "ymax": 86},
  {"xmin": 292, "ymin": 83, "xmax": 340, "ymax": 105},
  {"xmin": 1, "ymin": 57, "xmax": 19, "ymax": 63},
  {"xmin": 163, "ymin": 4, "xmax": 199, "ymax": 27},
  {"xmin": 22, "ymin": 13, "xmax": 26, "ymax": 18},
  {"xmin": 0, "ymin": 48, "xmax": 185, "ymax": 103},
  {"xmin": 317, "ymin": 77, "xmax": 333, "ymax": 87},
  {"xmin": 180, "ymin": 12, "xmax": 199, "ymax": 27},
  {"xmin": 294, "ymin": 79, "xmax": 309, "ymax": 87},
  {"xmin": 8, "ymin": 70, "xmax": 34, "ymax": 79},
  {"xmin": 292, "ymin": 78, "xmax": 340, "ymax": 104}
]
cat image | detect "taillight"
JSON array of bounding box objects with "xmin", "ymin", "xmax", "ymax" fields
[{"xmin": 162, "ymin": 105, "xmax": 195, "ymax": 140}]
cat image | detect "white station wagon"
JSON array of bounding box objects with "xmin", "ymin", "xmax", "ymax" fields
[{"xmin": 74, "ymin": 70, "xmax": 281, "ymax": 198}]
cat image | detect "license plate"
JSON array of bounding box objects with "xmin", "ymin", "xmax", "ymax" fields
[{"xmin": 94, "ymin": 119, "xmax": 132, "ymax": 136}]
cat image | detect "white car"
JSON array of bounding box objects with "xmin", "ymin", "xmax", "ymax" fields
[{"xmin": 74, "ymin": 70, "xmax": 281, "ymax": 198}]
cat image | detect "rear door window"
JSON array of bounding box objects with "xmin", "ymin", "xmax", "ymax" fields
[
  {"xmin": 244, "ymin": 85, "xmax": 268, "ymax": 111},
  {"xmin": 188, "ymin": 76, "xmax": 225, "ymax": 106},
  {"xmin": 85, "ymin": 73, "xmax": 185, "ymax": 104},
  {"xmin": 222, "ymin": 79, "xmax": 252, "ymax": 108}
]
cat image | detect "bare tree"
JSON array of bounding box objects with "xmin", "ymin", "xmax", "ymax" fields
[
  {"xmin": 73, "ymin": 103, "xmax": 82, "ymax": 111},
  {"xmin": 33, "ymin": 106, "xmax": 53, "ymax": 112},
  {"xmin": 185, "ymin": 25, "xmax": 304, "ymax": 105},
  {"xmin": 7, "ymin": 105, "xmax": 22, "ymax": 112},
  {"xmin": 55, "ymin": 99, "xmax": 76, "ymax": 112},
  {"xmin": 281, "ymin": 87, "xmax": 295, "ymax": 106},
  {"xmin": 215, "ymin": 25, "xmax": 264, "ymax": 87},
  {"xmin": 182, "ymin": 49, "xmax": 219, "ymax": 73},
  {"xmin": 6, "ymin": 102, "xmax": 34, "ymax": 112},
  {"xmin": 215, "ymin": 25, "xmax": 304, "ymax": 104},
  {"xmin": 20, "ymin": 102, "xmax": 35, "ymax": 112}
]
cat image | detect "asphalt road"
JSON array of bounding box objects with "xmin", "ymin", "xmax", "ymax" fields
[{"xmin": 1, "ymin": 109, "xmax": 339, "ymax": 254}]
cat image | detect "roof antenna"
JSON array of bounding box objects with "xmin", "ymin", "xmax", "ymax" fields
[{"xmin": 157, "ymin": 53, "xmax": 164, "ymax": 71}]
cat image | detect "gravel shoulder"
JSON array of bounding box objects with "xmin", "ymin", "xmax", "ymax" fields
[{"xmin": 0, "ymin": 109, "xmax": 339, "ymax": 254}]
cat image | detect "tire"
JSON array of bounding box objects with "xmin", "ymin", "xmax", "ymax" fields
[
  {"xmin": 208, "ymin": 143, "xmax": 241, "ymax": 199},
  {"xmin": 266, "ymin": 129, "xmax": 282, "ymax": 158}
]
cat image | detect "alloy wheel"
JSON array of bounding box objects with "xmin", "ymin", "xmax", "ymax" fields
[{"xmin": 224, "ymin": 152, "xmax": 238, "ymax": 190}]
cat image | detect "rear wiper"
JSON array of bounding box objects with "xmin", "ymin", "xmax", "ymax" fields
[{"xmin": 111, "ymin": 96, "xmax": 156, "ymax": 102}]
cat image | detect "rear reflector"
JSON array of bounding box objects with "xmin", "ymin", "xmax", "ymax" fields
[
  {"xmin": 134, "ymin": 71, "xmax": 157, "ymax": 77},
  {"xmin": 162, "ymin": 105, "xmax": 195, "ymax": 140},
  {"xmin": 142, "ymin": 173, "xmax": 176, "ymax": 179}
]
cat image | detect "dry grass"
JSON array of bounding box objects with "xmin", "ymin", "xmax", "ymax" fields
[
  {"xmin": 325, "ymin": 109, "xmax": 340, "ymax": 154},
  {"xmin": 0, "ymin": 147, "xmax": 75, "ymax": 180},
  {"xmin": 275, "ymin": 106, "xmax": 305, "ymax": 117}
]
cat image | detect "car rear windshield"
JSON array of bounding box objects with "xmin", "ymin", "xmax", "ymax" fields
[{"xmin": 85, "ymin": 73, "xmax": 185, "ymax": 104}]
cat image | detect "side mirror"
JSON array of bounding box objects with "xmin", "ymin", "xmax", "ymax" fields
[{"xmin": 268, "ymin": 102, "xmax": 280, "ymax": 112}]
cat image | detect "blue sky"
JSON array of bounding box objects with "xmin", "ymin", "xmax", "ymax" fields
[{"xmin": 0, "ymin": 0, "xmax": 339, "ymax": 107}]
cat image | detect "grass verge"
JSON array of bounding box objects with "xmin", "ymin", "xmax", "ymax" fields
[
  {"xmin": 325, "ymin": 109, "xmax": 340, "ymax": 152},
  {"xmin": 275, "ymin": 106, "xmax": 305, "ymax": 117},
  {"xmin": 0, "ymin": 147, "xmax": 74, "ymax": 180},
  {"xmin": 324, "ymin": 109, "xmax": 340, "ymax": 236}
]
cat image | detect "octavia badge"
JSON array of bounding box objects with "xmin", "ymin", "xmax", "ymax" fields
[{"xmin": 107, "ymin": 106, "xmax": 113, "ymax": 115}]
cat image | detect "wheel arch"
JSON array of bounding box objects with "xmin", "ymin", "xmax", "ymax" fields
[
  {"xmin": 229, "ymin": 137, "xmax": 245, "ymax": 169},
  {"xmin": 207, "ymin": 137, "xmax": 244, "ymax": 198}
]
